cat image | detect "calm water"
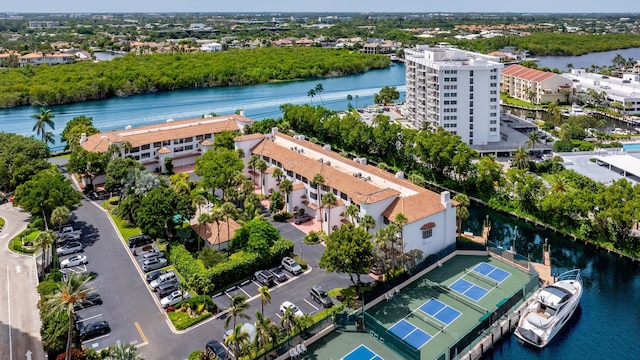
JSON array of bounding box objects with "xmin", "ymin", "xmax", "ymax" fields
[
  {"xmin": 537, "ymin": 47, "xmax": 640, "ymax": 72},
  {"xmin": 2, "ymin": 51, "xmax": 638, "ymax": 359},
  {"xmin": 0, "ymin": 63, "xmax": 406, "ymax": 151},
  {"xmin": 466, "ymin": 207, "xmax": 640, "ymax": 360}
]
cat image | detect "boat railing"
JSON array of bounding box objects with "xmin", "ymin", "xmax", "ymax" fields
[{"xmin": 556, "ymin": 269, "xmax": 582, "ymax": 284}]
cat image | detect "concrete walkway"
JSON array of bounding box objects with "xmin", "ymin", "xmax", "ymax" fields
[{"xmin": 0, "ymin": 204, "xmax": 45, "ymax": 360}]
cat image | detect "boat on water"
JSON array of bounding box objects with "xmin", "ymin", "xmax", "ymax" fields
[
  {"xmin": 515, "ymin": 269, "xmax": 582, "ymax": 348},
  {"xmin": 564, "ymin": 103, "xmax": 586, "ymax": 116}
]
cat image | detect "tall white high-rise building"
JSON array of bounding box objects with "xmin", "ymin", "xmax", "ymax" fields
[{"xmin": 405, "ymin": 45, "xmax": 503, "ymax": 145}]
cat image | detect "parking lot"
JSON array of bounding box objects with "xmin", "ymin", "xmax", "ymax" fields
[{"xmin": 561, "ymin": 151, "xmax": 639, "ymax": 184}]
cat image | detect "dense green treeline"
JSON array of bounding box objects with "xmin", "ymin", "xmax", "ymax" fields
[
  {"xmin": 461, "ymin": 32, "xmax": 640, "ymax": 56},
  {"xmin": 251, "ymin": 104, "xmax": 640, "ymax": 257},
  {"xmin": 0, "ymin": 48, "xmax": 389, "ymax": 108}
]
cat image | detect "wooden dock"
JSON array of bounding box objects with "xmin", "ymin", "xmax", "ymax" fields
[{"xmin": 531, "ymin": 243, "xmax": 554, "ymax": 285}]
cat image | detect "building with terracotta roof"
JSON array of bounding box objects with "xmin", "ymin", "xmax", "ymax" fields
[
  {"xmin": 405, "ymin": 45, "xmax": 503, "ymax": 146},
  {"xmin": 18, "ymin": 52, "xmax": 77, "ymax": 67},
  {"xmin": 190, "ymin": 216, "xmax": 240, "ymax": 251},
  {"xmin": 501, "ymin": 64, "xmax": 572, "ymax": 104},
  {"xmin": 80, "ymin": 114, "xmax": 252, "ymax": 173},
  {"xmin": 235, "ymin": 128, "xmax": 457, "ymax": 257}
]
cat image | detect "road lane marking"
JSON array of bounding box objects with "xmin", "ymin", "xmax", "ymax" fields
[
  {"xmin": 7, "ymin": 266, "xmax": 13, "ymax": 360},
  {"xmin": 135, "ymin": 322, "xmax": 148, "ymax": 344},
  {"xmin": 15, "ymin": 265, "xmax": 21, "ymax": 273},
  {"xmin": 1, "ymin": 233, "xmax": 8, "ymax": 238}
]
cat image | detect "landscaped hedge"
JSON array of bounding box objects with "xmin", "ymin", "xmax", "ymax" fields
[
  {"xmin": 170, "ymin": 238, "xmax": 294, "ymax": 291},
  {"xmin": 168, "ymin": 311, "xmax": 212, "ymax": 331}
]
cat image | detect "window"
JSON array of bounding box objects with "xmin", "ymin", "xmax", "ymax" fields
[
  {"xmin": 491, "ymin": 75, "xmax": 497, "ymax": 80},
  {"xmin": 422, "ymin": 229, "xmax": 432, "ymax": 239},
  {"xmin": 153, "ymin": 142, "xmax": 161, "ymax": 148},
  {"xmin": 490, "ymin": 83, "xmax": 497, "ymax": 87},
  {"xmin": 141, "ymin": 144, "xmax": 150, "ymax": 150},
  {"xmin": 491, "ymin": 105, "xmax": 497, "ymax": 110},
  {"xmin": 470, "ymin": 70, "xmax": 474, "ymax": 76},
  {"xmin": 469, "ymin": 139, "xmax": 473, "ymax": 145},
  {"xmin": 287, "ymin": 170, "xmax": 293, "ymax": 177},
  {"xmin": 185, "ymin": 145, "xmax": 193, "ymax": 151},
  {"xmin": 490, "ymin": 127, "xmax": 497, "ymax": 132},
  {"xmin": 162, "ymin": 140, "xmax": 171, "ymax": 146},
  {"xmin": 470, "ymin": 124, "xmax": 474, "ymax": 130},
  {"xmin": 470, "ymin": 116, "xmax": 474, "ymax": 123},
  {"xmin": 470, "ymin": 132, "xmax": 473, "ymax": 138},
  {"xmin": 133, "ymin": 155, "xmax": 140, "ymax": 160},
  {"xmin": 470, "ymin": 101, "xmax": 473, "ymax": 107},
  {"xmin": 490, "ymin": 98, "xmax": 497, "ymax": 102},
  {"xmin": 341, "ymin": 192, "xmax": 348, "ymax": 200},
  {"xmin": 196, "ymin": 135, "xmax": 204, "ymax": 141},
  {"xmin": 296, "ymin": 174, "xmax": 302, "ymax": 181},
  {"xmin": 332, "ymin": 188, "xmax": 338, "ymax": 195},
  {"xmin": 141, "ymin": 153, "xmax": 151, "ymax": 159},
  {"xmin": 469, "ymin": 86, "xmax": 473, "ymax": 92},
  {"xmin": 310, "ymin": 192, "xmax": 318, "ymax": 200},
  {"xmin": 470, "ymin": 93, "xmax": 474, "ymax": 99},
  {"xmin": 490, "ymin": 112, "xmax": 497, "ymax": 117},
  {"xmin": 130, "ymin": 147, "xmax": 140, "ymax": 153},
  {"xmin": 490, "ymin": 120, "xmax": 497, "ymax": 124},
  {"xmin": 490, "ymin": 90, "xmax": 497, "ymax": 95},
  {"xmin": 185, "ymin": 137, "xmax": 193, "ymax": 143},
  {"xmin": 469, "ymin": 109, "xmax": 474, "ymax": 115},
  {"xmin": 302, "ymin": 177, "xmax": 308, "ymax": 184},
  {"xmin": 204, "ymin": 133, "xmax": 212, "ymax": 139},
  {"xmin": 470, "ymin": 78, "xmax": 474, "ymax": 84},
  {"xmin": 174, "ymin": 146, "xmax": 184, "ymax": 153}
]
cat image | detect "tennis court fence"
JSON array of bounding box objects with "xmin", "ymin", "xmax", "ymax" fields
[{"xmin": 363, "ymin": 313, "xmax": 420, "ymax": 360}]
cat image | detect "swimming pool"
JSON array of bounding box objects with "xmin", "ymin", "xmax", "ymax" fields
[{"xmin": 623, "ymin": 143, "xmax": 640, "ymax": 151}]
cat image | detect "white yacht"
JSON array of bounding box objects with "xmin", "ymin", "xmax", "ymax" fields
[
  {"xmin": 568, "ymin": 104, "xmax": 586, "ymax": 116},
  {"xmin": 515, "ymin": 269, "xmax": 582, "ymax": 348}
]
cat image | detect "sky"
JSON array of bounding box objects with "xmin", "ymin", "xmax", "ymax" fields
[{"xmin": 3, "ymin": 0, "xmax": 640, "ymax": 14}]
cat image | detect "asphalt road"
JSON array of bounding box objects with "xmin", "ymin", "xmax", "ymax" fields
[{"xmin": 0, "ymin": 204, "xmax": 46, "ymax": 360}]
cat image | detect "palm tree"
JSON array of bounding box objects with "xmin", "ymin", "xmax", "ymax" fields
[
  {"xmin": 452, "ymin": 193, "xmax": 471, "ymax": 237},
  {"xmin": 280, "ymin": 306, "xmax": 298, "ymax": 336},
  {"xmin": 105, "ymin": 342, "xmax": 144, "ymax": 360},
  {"xmin": 548, "ymin": 174, "xmax": 574, "ymax": 194},
  {"xmin": 307, "ymin": 89, "xmax": 316, "ymax": 103},
  {"xmin": 50, "ymin": 206, "xmax": 71, "ymax": 234},
  {"xmin": 279, "ymin": 179, "xmax": 293, "ymax": 213},
  {"xmin": 248, "ymin": 155, "xmax": 260, "ymax": 183},
  {"xmin": 219, "ymin": 202, "xmax": 237, "ymax": 245},
  {"xmin": 272, "ymin": 167, "xmax": 284, "ymax": 186},
  {"xmin": 360, "ymin": 214, "xmax": 376, "ymax": 232},
  {"xmin": 526, "ymin": 130, "xmax": 543, "ymax": 156},
  {"xmin": 224, "ymin": 323, "xmax": 250, "ymax": 359},
  {"xmin": 345, "ymin": 204, "xmax": 359, "ymax": 224},
  {"xmin": 46, "ymin": 272, "xmax": 92, "ymax": 360},
  {"xmin": 311, "ymin": 173, "xmax": 325, "ymax": 223},
  {"xmin": 197, "ymin": 213, "xmax": 212, "ymax": 252},
  {"xmin": 355, "ymin": 94, "xmax": 359, "ymax": 108},
  {"xmin": 34, "ymin": 230, "xmax": 55, "ymax": 272},
  {"xmin": 32, "ymin": 108, "xmax": 55, "ymax": 143},
  {"xmin": 254, "ymin": 311, "xmax": 278, "ymax": 360},
  {"xmin": 346, "ymin": 94, "xmax": 353, "ymax": 109},
  {"xmin": 258, "ymin": 285, "xmax": 271, "ymax": 316},
  {"xmin": 225, "ymin": 294, "xmax": 251, "ymax": 331},
  {"xmin": 321, "ymin": 192, "xmax": 338, "ymax": 234},
  {"xmin": 511, "ymin": 147, "xmax": 531, "ymax": 170},
  {"xmin": 255, "ymin": 159, "xmax": 268, "ymax": 194},
  {"xmin": 315, "ymin": 83, "xmax": 325, "ymax": 105},
  {"xmin": 393, "ymin": 213, "xmax": 408, "ymax": 267},
  {"xmin": 43, "ymin": 131, "xmax": 56, "ymax": 147}
]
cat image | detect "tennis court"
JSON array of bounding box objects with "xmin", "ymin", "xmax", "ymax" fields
[
  {"xmin": 388, "ymin": 319, "xmax": 433, "ymax": 349},
  {"xmin": 341, "ymin": 344, "xmax": 384, "ymax": 360},
  {"xmin": 418, "ymin": 298, "xmax": 461, "ymax": 327},
  {"xmin": 472, "ymin": 262, "xmax": 511, "ymax": 283},
  {"xmin": 450, "ymin": 278, "xmax": 489, "ymax": 301}
]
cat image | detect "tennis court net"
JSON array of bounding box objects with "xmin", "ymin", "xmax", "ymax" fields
[
  {"xmin": 465, "ymin": 268, "xmax": 499, "ymax": 288},
  {"xmin": 423, "ymin": 279, "xmax": 488, "ymax": 314},
  {"xmin": 408, "ymin": 307, "xmax": 444, "ymax": 332}
]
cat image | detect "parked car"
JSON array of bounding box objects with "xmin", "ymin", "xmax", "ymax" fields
[
  {"xmin": 281, "ymin": 257, "xmax": 302, "ymax": 275},
  {"xmin": 74, "ymin": 293, "xmax": 103, "ymax": 311},
  {"xmin": 293, "ymin": 213, "xmax": 312, "ymax": 225},
  {"xmin": 58, "ymin": 232, "xmax": 81, "ymax": 242},
  {"xmin": 160, "ymin": 290, "xmax": 191, "ymax": 308},
  {"xmin": 79, "ymin": 321, "xmax": 110, "ymax": 340},
  {"xmin": 142, "ymin": 257, "xmax": 168, "ymax": 272},
  {"xmin": 61, "ymin": 255, "xmax": 87, "ymax": 268},
  {"xmin": 142, "ymin": 250, "xmax": 164, "ymax": 261},
  {"xmin": 269, "ymin": 267, "xmax": 287, "ymax": 282},
  {"xmin": 205, "ymin": 340, "xmax": 230, "ymax": 360},
  {"xmin": 58, "ymin": 226, "xmax": 81, "ymax": 238},
  {"xmin": 128, "ymin": 234, "xmax": 153, "ymax": 248},
  {"xmin": 146, "ymin": 270, "xmax": 166, "ymax": 283},
  {"xmin": 310, "ymin": 285, "xmax": 333, "ymax": 308},
  {"xmin": 56, "ymin": 242, "xmax": 83, "ymax": 256},
  {"xmin": 157, "ymin": 281, "xmax": 179, "ymax": 298},
  {"xmin": 280, "ymin": 301, "xmax": 304, "ymax": 317},
  {"xmin": 254, "ymin": 270, "xmax": 276, "ymax": 287},
  {"xmin": 150, "ymin": 271, "xmax": 177, "ymax": 290}
]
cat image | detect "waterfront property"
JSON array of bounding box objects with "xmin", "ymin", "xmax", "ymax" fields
[
  {"xmin": 80, "ymin": 114, "xmax": 251, "ymax": 174},
  {"xmin": 234, "ymin": 128, "xmax": 457, "ymax": 257},
  {"xmin": 563, "ymin": 69, "xmax": 640, "ymax": 115},
  {"xmin": 404, "ymin": 45, "xmax": 503, "ymax": 146},
  {"xmin": 501, "ymin": 64, "xmax": 572, "ymax": 105},
  {"xmin": 303, "ymin": 251, "xmax": 536, "ymax": 360}
]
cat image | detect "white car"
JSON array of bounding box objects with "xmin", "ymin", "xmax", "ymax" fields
[
  {"xmin": 160, "ymin": 290, "xmax": 190, "ymax": 308},
  {"xmin": 56, "ymin": 242, "xmax": 83, "ymax": 256},
  {"xmin": 280, "ymin": 301, "xmax": 303, "ymax": 317},
  {"xmin": 281, "ymin": 257, "xmax": 302, "ymax": 275},
  {"xmin": 61, "ymin": 255, "xmax": 88, "ymax": 268},
  {"xmin": 142, "ymin": 257, "xmax": 168, "ymax": 272}
]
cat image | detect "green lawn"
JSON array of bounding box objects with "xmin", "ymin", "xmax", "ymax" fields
[
  {"xmin": 500, "ymin": 93, "xmax": 538, "ymax": 108},
  {"xmin": 107, "ymin": 210, "xmax": 141, "ymax": 243}
]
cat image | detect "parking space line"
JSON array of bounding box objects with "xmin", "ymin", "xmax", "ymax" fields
[
  {"xmin": 304, "ymin": 299, "xmax": 319, "ymax": 311},
  {"xmin": 79, "ymin": 313, "xmax": 103, "ymax": 322},
  {"xmin": 238, "ymin": 286, "xmax": 250, "ymax": 297},
  {"xmin": 251, "ymin": 280, "xmax": 262, "ymax": 288},
  {"xmin": 275, "ymin": 314, "xmax": 282, "ymax": 319},
  {"xmin": 135, "ymin": 322, "xmax": 148, "ymax": 344},
  {"xmin": 81, "ymin": 333, "xmax": 110, "ymax": 344}
]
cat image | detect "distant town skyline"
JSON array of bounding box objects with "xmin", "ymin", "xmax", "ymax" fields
[{"xmin": 2, "ymin": 0, "xmax": 640, "ymax": 14}]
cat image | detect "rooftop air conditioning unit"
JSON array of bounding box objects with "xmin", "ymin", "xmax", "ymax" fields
[
  {"xmin": 318, "ymin": 158, "xmax": 323, "ymax": 163},
  {"xmin": 325, "ymin": 161, "xmax": 331, "ymax": 166}
]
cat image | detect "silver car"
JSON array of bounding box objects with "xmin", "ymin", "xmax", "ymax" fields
[
  {"xmin": 142, "ymin": 257, "xmax": 168, "ymax": 272},
  {"xmin": 56, "ymin": 242, "xmax": 83, "ymax": 256}
]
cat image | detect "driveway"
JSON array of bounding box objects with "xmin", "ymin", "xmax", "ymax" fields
[{"xmin": 0, "ymin": 204, "xmax": 46, "ymax": 360}]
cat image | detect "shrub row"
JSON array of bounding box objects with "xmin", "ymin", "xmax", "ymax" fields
[
  {"xmin": 168, "ymin": 311, "xmax": 213, "ymax": 331},
  {"xmin": 170, "ymin": 239, "xmax": 294, "ymax": 291}
]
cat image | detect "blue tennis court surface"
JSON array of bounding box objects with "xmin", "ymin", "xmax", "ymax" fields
[
  {"xmin": 342, "ymin": 344, "xmax": 383, "ymax": 360},
  {"xmin": 388, "ymin": 319, "xmax": 433, "ymax": 349},
  {"xmin": 450, "ymin": 278, "xmax": 488, "ymax": 301},
  {"xmin": 473, "ymin": 262, "xmax": 511, "ymax": 283},
  {"xmin": 418, "ymin": 298, "xmax": 461, "ymax": 326}
]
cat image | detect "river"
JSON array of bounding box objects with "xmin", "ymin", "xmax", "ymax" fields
[
  {"xmin": 537, "ymin": 47, "xmax": 640, "ymax": 72},
  {"xmin": 466, "ymin": 207, "xmax": 640, "ymax": 360},
  {"xmin": 1, "ymin": 51, "xmax": 639, "ymax": 359}
]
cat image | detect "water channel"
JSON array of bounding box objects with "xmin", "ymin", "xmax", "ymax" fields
[{"xmin": 1, "ymin": 50, "xmax": 639, "ymax": 359}]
